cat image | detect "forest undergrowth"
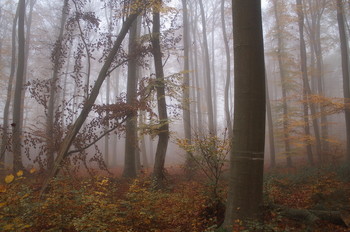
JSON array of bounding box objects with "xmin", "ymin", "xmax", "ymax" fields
[{"xmin": 1, "ymin": 164, "xmax": 350, "ymax": 231}]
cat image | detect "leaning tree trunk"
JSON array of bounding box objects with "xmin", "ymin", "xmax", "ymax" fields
[
  {"xmin": 39, "ymin": 8, "xmax": 144, "ymax": 196},
  {"xmin": 152, "ymin": 0, "xmax": 170, "ymax": 182},
  {"xmin": 12, "ymin": 0, "xmax": 26, "ymax": 173},
  {"xmin": 0, "ymin": 7, "xmax": 19, "ymax": 172},
  {"xmin": 336, "ymin": 0, "xmax": 350, "ymax": 162},
  {"xmin": 223, "ymin": 0, "xmax": 266, "ymax": 227}
]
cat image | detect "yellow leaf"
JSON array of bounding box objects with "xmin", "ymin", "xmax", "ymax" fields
[
  {"xmin": 29, "ymin": 168, "xmax": 36, "ymax": 174},
  {"xmin": 16, "ymin": 170, "xmax": 23, "ymax": 177},
  {"xmin": 4, "ymin": 174, "xmax": 14, "ymax": 184},
  {"xmin": 0, "ymin": 202, "xmax": 6, "ymax": 207}
]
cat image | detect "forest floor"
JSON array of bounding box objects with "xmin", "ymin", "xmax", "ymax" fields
[{"xmin": 1, "ymin": 163, "xmax": 350, "ymax": 231}]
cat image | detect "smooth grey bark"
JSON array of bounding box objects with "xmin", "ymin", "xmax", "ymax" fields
[
  {"xmin": 152, "ymin": 0, "xmax": 170, "ymax": 182},
  {"xmin": 46, "ymin": 0, "xmax": 69, "ymax": 171},
  {"xmin": 336, "ymin": 0, "xmax": 350, "ymax": 162},
  {"xmin": 221, "ymin": 0, "xmax": 233, "ymax": 138},
  {"xmin": 12, "ymin": 0, "xmax": 26, "ymax": 172},
  {"xmin": 272, "ymin": 0, "xmax": 292, "ymax": 167},
  {"xmin": 123, "ymin": 15, "xmax": 141, "ymax": 178},
  {"xmin": 223, "ymin": 0, "xmax": 266, "ymax": 226},
  {"xmin": 296, "ymin": 0, "xmax": 314, "ymax": 165},
  {"xmin": 40, "ymin": 9, "xmax": 143, "ymax": 196},
  {"xmin": 181, "ymin": 0, "xmax": 193, "ymax": 177},
  {"xmin": 198, "ymin": 0, "xmax": 215, "ymax": 135},
  {"xmin": 0, "ymin": 7, "xmax": 19, "ymax": 171}
]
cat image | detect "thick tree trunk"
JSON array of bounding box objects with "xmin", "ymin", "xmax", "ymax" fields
[
  {"xmin": 123, "ymin": 14, "xmax": 141, "ymax": 178},
  {"xmin": 40, "ymin": 9, "xmax": 143, "ymax": 196},
  {"xmin": 336, "ymin": 0, "xmax": 350, "ymax": 162},
  {"xmin": 223, "ymin": 0, "xmax": 266, "ymax": 227},
  {"xmin": 12, "ymin": 0, "xmax": 26, "ymax": 172},
  {"xmin": 152, "ymin": 0, "xmax": 170, "ymax": 182}
]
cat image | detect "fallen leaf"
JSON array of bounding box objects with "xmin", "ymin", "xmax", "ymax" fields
[{"xmin": 4, "ymin": 174, "xmax": 14, "ymax": 184}]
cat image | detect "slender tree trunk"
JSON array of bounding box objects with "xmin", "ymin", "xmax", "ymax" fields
[
  {"xmin": 221, "ymin": 0, "xmax": 233, "ymax": 138},
  {"xmin": 40, "ymin": 9, "xmax": 143, "ymax": 196},
  {"xmin": 123, "ymin": 14, "xmax": 141, "ymax": 178},
  {"xmin": 266, "ymin": 77, "xmax": 276, "ymax": 168},
  {"xmin": 223, "ymin": 0, "xmax": 266, "ymax": 226},
  {"xmin": 0, "ymin": 7, "xmax": 19, "ymax": 171},
  {"xmin": 296, "ymin": 0, "xmax": 314, "ymax": 165},
  {"xmin": 139, "ymin": 112, "xmax": 149, "ymax": 168},
  {"xmin": 181, "ymin": 0, "xmax": 193, "ymax": 177},
  {"xmin": 198, "ymin": 0, "xmax": 215, "ymax": 135},
  {"xmin": 112, "ymin": 68, "xmax": 120, "ymax": 167},
  {"xmin": 189, "ymin": 8, "xmax": 203, "ymax": 133},
  {"xmin": 12, "ymin": 0, "xmax": 26, "ymax": 172},
  {"xmin": 272, "ymin": 0, "xmax": 292, "ymax": 167},
  {"xmin": 304, "ymin": 0, "xmax": 327, "ymax": 161},
  {"xmin": 61, "ymin": 47, "xmax": 72, "ymax": 128},
  {"xmin": 336, "ymin": 0, "xmax": 350, "ymax": 162},
  {"xmin": 211, "ymin": 14, "xmax": 217, "ymax": 132},
  {"xmin": 152, "ymin": 0, "xmax": 169, "ymax": 182},
  {"xmin": 46, "ymin": 0, "xmax": 69, "ymax": 171}
]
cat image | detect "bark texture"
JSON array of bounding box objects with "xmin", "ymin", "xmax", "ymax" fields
[{"xmin": 223, "ymin": 0, "xmax": 266, "ymax": 227}]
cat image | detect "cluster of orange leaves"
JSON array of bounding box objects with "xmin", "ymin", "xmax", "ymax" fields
[{"xmin": 0, "ymin": 171, "xmax": 218, "ymax": 232}]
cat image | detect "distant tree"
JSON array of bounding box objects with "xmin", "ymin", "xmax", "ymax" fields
[
  {"xmin": 221, "ymin": 0, "xmax": 233, "ymax": 139},
  {"xmin": 272, "ymin": 0, "xmax": 292, "ymax": 167},
  {"xmin": 181, "ymin": 0, "xmax": 193, "ymax": 178},
  {"xmin": 198, "ymin": 0, "xmax": 215, "ymax": 135},
  {"xmin": 303, "ymin": 0, "xmax": 329, "ymax": 155},
  {"xmin": 12, "ymin": 0, "xmax": 26, "ymax": 172},
  {"xmin": 266, "ymin": 77, "xmax": 276, "ymax": 168},
  {"xmin": 0, "ymin": 6, "xmax": 19, "ymax": 172},
  {"xmin": 295, "ymin": 0, "xmax": 314, "ymax": 165},
  {"xmin": 223, "ymin": 0, "xmax": 266, "ymax": 227}
]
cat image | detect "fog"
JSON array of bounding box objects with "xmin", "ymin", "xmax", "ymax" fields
[{"xmin": 0, "ymin": 0, "xmax": 349, "ymax": 174}]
